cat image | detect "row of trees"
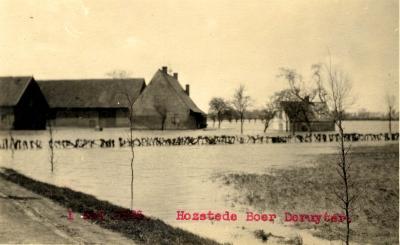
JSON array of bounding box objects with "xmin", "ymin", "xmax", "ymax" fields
[
  {"xmin": 208, "ymin": 85, "xmax": 252, "ymax": 134},
  {"xmin": 208, "ymin": 106, "xmax": 277, "ymax": 125},
  {"xmin": 344, "ymin": 109, "xmax": 399, "ymax": 121},
  {"xmin": 218, "ymin": 86, "xmax": 295, "ymax": 134}
]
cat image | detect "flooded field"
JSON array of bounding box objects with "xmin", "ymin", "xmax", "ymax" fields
[{"xmin": 0, "ymin": 120, "xmax": 398, "ymax": 244}]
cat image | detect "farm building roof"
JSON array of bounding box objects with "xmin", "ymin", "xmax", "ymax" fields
[
  {"xmin": 159, "ymin": 70, "xmax": 205, "ymax": 115},
  {"xmin": 37, "ymin": 78, "xmax": 146, "ymax": 108},
  {"xmin": 0, "ymin": 76, "xmax": 34, "ymax": 106},
  {"xmin": 280, "ymin": 100, "xmax": 332, "ymax": 122}
]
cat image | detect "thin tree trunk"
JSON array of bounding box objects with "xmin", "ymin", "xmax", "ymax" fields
[
  {"xmin": 388, "ymin": 110, "xmax": 392, "ymax": 135},
  {"xmin": 338, "ymin": 119, "xmax": 350, "ymax": 245},
  {"xmin": 161, "ymin": 117, "xmax": 166, "ymax": 130},
  {"xmin": 130, "ymin": 156, "xmax": 134, "ymax": 210},
  {"xmin": 218, "ymin": 111, "xmax": 222, "ymax": 128},
  {"xmin": 240, "ymin": 114, "xmax": 244, "ymax": 134},
  {"xmin": 121, "ymin": 93, "xmax": 136, "ymax": 211},
  {"xmin": 129, "ymin": 115, "xmax": 135, "ymax": 210}
]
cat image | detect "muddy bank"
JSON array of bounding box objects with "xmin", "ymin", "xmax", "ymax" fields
[
  {"xmin": 0, "ymin": 173, "xmax": 138, "ymax": 244},
  {"xmin": 219, "ymin": 143, "xmax": 399, "ymax": 245},
  {"xmin": 0, "ymin": 168, "xmax": 219, "ymax": 245}
]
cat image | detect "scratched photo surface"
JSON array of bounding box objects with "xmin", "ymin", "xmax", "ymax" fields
[{"xmin": 0, "ymin": 1, "xmax": 398, "ymax": 245}]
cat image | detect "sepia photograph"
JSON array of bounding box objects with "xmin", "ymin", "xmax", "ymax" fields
[{"xmin": 0, "ymin": 0, "xmax": 398, "ymax": 244}]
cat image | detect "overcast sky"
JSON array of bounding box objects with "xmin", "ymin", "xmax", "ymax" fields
[{"xmin": 0, "ymin": 0, "xmax": 398, "ymax": 112}]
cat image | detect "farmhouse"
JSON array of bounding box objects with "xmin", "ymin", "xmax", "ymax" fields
[
  {"xmin": 0, "ymin": 77, "xmax": 48, "ymax": 130},
  {"xmin": 271, "ymin": 100, "xmax": 335, "ymax": 132},
  {"xmin": 0, "ymin": 67, "xmax": 207, "ymax": 130},
  {"xmin": 132, "ymin": 67, "xmax": 207, "ymax": 130},
  {"xmin": 37, "ymin": 79, "xmax": 146, "ymax": 128}
]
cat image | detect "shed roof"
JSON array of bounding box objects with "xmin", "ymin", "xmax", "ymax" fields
[
  {"xmin": 159, "ymin": 70, "xmax": 205, "ymax": 114},
  {"xmin": 37, "ymin": 79, "xmax": 145, "ymax": 108},
  {"xmin": 0, "ymin": 76, "xmax": 33, "ymax": 106}
]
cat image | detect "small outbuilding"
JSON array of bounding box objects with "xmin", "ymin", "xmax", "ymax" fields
[
  {"xmin": 132, "ymin": 67, "xmax": 207, "ymax": 130},
  {"xmin": 38, "ymin": 79, "xmax": 146, "ymax": 128},
  {"xmin": 271, "ymin": 100, "xmax": 335, "ymax": 132},
  {"xmin": 0, "ymin": 77, "xmax": 49, "ymax": 130}
]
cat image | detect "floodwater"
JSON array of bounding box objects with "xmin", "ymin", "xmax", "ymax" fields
[{"xmin": 0, "ymin": 120, "xmax": 398, "ymax": 245}]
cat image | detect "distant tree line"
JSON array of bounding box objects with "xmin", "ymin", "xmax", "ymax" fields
[{"xmin": 343, "ymin": 109, "xmax": 399, "ymax": 121}]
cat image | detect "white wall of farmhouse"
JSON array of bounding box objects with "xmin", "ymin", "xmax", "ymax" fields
[{"xmin": 271, "ymin": 110, "xmax": 289, "ymax": 131}]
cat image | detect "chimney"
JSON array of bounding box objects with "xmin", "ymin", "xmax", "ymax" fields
[
  {"xmin": 173, "ymin": 72, "xmax": 178, "ymax": 79},
  {"xmin": 162, "ymin": 66, "xmax": 168, "ymax": 73},
  {"xmin": 185, "ymin": 84, "xmax": 190, "ymax": 96}
]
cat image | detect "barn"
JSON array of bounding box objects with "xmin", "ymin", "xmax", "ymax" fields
[
  {"xmin": 0, "ymin": 77, "xmax": 49, "ymax": 130},
  {"xmin": 271, "ymin": 100, "xmax": 335, "ymax": 132},
  {"xmin": 132, "ymin": 67, "xmax": 207, "ymax": 130},
  {"xmin": 37, "ymin": 79, "xmax": 146, "ymax": 128},
  {"xmin": 0, "ymin": 67, "xmax": 207, "ymax": 130}
]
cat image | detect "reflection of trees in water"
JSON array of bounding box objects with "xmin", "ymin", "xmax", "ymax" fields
[
  {"xmin": 47, "ymin": 120, "xmax": 54, "ymax": 173},
  {"xmin": 9, "ymin": 129, "xmax": 14, "ymax": 160}
]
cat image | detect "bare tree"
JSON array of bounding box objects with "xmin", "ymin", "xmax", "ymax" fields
[
  {"xmin": 209, "ymin": 97, "xmax": 228, "ymax": 129},
  {"xmin": 117, "ymin": 91, "xmax": 136, "ymax": 210},
  {"xmin": 278, "ymin": 68, "xmax": 319, "ymax": 102},
  {"xmin": 126, "ymin": 94, "xmax": 135, "ymax": 211},
  {"xmin": 385, "ymin": 93, "xmax": 397, "ymax": 136},
  {"xmin": 108, "ymin": 70, "xmax": 136, "ymax": 210},
  {"xmin": 315, "ymin": 58, "xmax": 355, "ymax": 245},
  {"xmin": 261, "ymin": 102, "xmax": 277, "ymax": 133},
  {"xmin": 232, "ymin": 85, "xmax": 252, "ymax": 134}
]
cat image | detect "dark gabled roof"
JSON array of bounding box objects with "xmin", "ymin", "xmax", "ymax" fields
[
  {"xmin": 159, "ymin": 70, "xmax": 206, "ymax": 115},
  {"xmin": 37, "ymin": 79, "xmax": 145, "ymax": 108},
  {"xmin": 280, "ymin": 100, "xmax": 332, "ymax": 122},
  {"xmin": 0, "ymin": 76, "xmax": 33, "ymax": 106}
]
